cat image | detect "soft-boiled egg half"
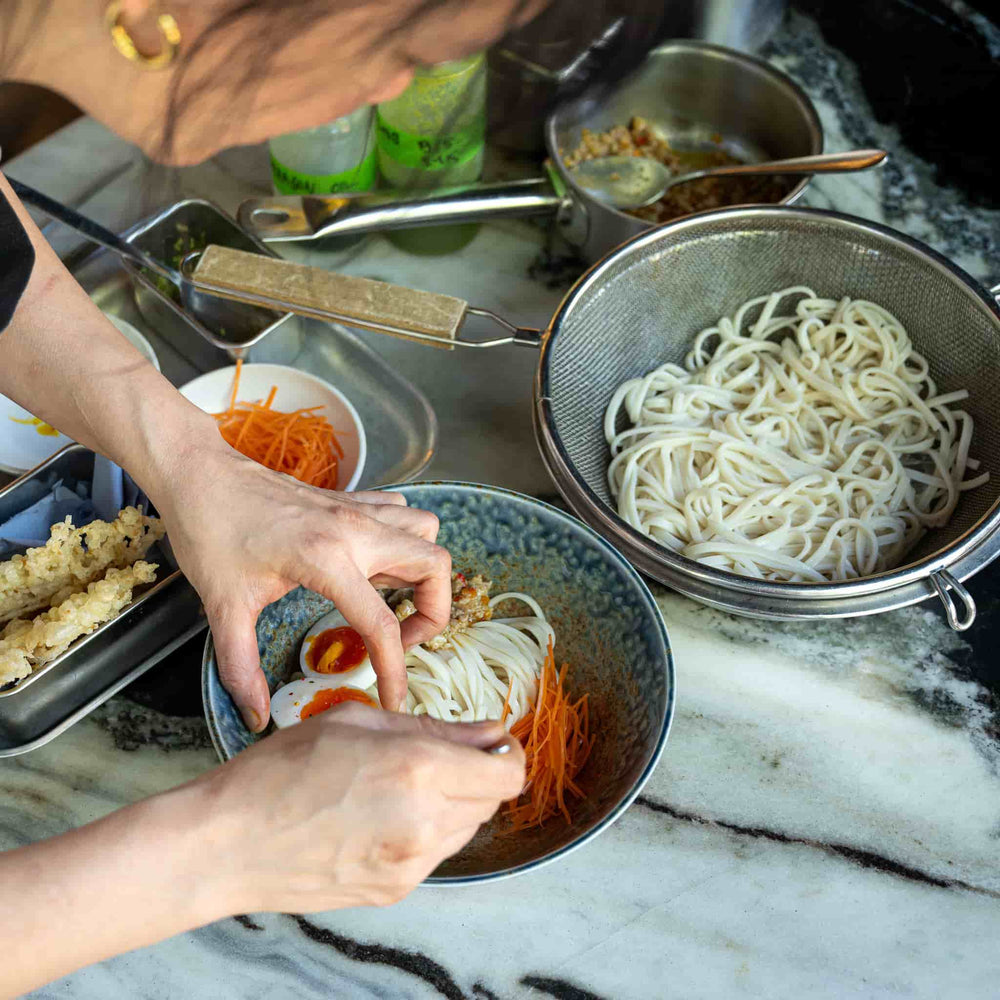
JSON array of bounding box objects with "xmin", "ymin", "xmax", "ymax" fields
[
  {"xmin": 267, "ymin": 609, "xmax": 380, "ymax": 729},
  {"xmin": 299, "ymin": 609, "xmax": 377, "ymax": 690},
  {"xmin": 270, "ymin": 677, "xmax": 378, "ymax": 729}
]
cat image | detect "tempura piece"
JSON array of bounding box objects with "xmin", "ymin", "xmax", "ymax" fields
[
  {"xmin": 0, "ymin": 507, "xmax": 163, "ymax": 625},
  {"xmin": 0, "ymin": 561, "xmax": 158, "ymax": 687}
]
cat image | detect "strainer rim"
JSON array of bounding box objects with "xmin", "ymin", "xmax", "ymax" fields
[{"xmin": 536, "ymin": 205, "xmax": 1000, "ymax": 601}]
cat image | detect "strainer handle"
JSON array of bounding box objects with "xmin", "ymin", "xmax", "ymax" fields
[
  {"xmin": 186, "ymin": 245, "xmax": 541, "ymax": 350},
  {"xmin": 930, "ymin": 569, "xmax": 976, "ymax": 631}
]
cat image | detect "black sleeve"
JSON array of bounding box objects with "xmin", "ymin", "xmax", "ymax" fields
[{"xmin": 0, "ymin": 180, "xmax": 36, "ymax": 334}]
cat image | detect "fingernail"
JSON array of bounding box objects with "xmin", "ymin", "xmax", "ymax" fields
[{"xmin": 242, "ymin": 707, "xmax": 262, "ymax": 732}]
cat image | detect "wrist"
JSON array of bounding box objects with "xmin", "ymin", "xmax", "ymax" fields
[{"xmin": 126, "ymin": 775, "xmax": 250, "ymax": 927}]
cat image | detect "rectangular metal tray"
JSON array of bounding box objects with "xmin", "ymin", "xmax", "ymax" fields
[{"xmin": 0, "ymin": 445, "xmax": 205, "ymax": 755}]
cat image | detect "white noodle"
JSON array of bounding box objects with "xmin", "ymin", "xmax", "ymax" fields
[
  {"xmin": 605, "ymin": 288, "xmax": 988, "ymax": 582},
  {"xmin": 391, "ymin": 592, "xmax": 553, "ymax": 728}
]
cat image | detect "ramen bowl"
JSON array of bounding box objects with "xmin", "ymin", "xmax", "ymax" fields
[{"xmin": 202, "ymin": 481, "xmax": 674, "ymax": 883}]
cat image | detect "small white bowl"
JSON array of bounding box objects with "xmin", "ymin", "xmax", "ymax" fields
[{"xmin": 178, "ymin": 364, "xmax": 366, "ymax": 492}]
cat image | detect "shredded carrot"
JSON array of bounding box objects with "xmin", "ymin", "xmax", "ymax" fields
[
  {"xmin": 212, "ymin": 362, "xmax": 344, "ymax": 490},
  {"xmin": 504, "ymin": 639, "xmax": 594, "ymax": 832},
  {"xmin": 501, "ymin": 678, "xmax": 514, "ymax": 724}
]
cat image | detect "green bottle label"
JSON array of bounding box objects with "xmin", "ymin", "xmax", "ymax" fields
[
  {"xmin": 375, "ymin": 113, "xmax": 485, "ymax": 171},
  {"xmin": 270, "ymin": 148, "xmax": 377, "ymax": 195}
]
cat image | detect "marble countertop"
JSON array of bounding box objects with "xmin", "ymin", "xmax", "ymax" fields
[{"xmin": 3, "ymin": 5, "xmax": 999, "ymax": 999}]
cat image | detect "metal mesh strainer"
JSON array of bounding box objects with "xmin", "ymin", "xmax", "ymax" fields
[{"xmin": 535, "ymin": 207, "xmax": 1000, "ymax": 627}]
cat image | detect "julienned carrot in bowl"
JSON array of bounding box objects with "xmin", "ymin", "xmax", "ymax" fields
[
  {"xmin": 503, "ymin": 638, "xmax": 595, "ymax": 832},
  {"xmin": 212, "ymin": 359, "xmax": 344, "ymax": 490}
]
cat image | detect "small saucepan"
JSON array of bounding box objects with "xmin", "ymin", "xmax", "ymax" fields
[{"xmin": 238, "ymin": 41, "xmax": 829, "ymax": 263}]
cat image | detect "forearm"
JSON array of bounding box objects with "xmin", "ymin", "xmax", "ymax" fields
[
  {"xmin": 0, "ymin": 173, "xmax": 223, "ymax": 500},
  {"xmin": 0, "ymin": 781, "xmax": 235, "ymax": 997}
]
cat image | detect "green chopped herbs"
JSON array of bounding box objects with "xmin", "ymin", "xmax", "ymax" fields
[{"xmin": 140, "ymin": 224, "xmax": 209, "ymax": 302}]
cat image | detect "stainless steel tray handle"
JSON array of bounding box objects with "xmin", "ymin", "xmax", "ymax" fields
[
  {"xmin": 930, "ymin": 569, "xmax": 976, "ymax": 631},
  {"xmin": 186, "ymin": 246, "xmax": 542, "ymax": 349}
]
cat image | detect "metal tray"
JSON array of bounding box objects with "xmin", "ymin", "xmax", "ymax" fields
[{"xmin": 0, "ymin": 445, "xmax": 206, "ymax": 756}]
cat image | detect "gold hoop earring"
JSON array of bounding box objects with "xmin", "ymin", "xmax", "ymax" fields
[{"xmin": 105, "ymin": 1, "xmax": 181, "ymax": 71}]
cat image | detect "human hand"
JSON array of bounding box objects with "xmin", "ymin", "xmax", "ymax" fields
[
  {"xmin": 198, "ymin": 704, "xmax": 525, "ymax": 912},
  {"xmin": 150, "ymin": 438, "xmax": 451, "ymax": 729}
]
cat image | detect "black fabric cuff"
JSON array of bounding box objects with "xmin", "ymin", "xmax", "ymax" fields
[{"xmin": 0, "ymin": 184, "xmax": 36, "ymax": 334}]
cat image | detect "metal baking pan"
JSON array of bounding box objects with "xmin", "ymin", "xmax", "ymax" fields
[{"xmin": 0, "ymin": 444, "xmax": 205, "ymax": 756}]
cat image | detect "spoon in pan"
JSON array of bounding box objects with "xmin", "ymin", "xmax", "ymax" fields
[{"xmin": 571, "ymin": 148, "xmax": 888, "ymax": 211}]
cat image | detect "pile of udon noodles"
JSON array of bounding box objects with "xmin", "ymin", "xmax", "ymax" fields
[
  {"xmin": 0, "ymin": 508, "xmax": 163, "ymax": 687},
  {"xmin": 393, "ymin": 575, "xmax": 551, "ymax": 727},
  {"xmin": 605, "ymin": 287, "xmax": 989, "ymax": 583}
]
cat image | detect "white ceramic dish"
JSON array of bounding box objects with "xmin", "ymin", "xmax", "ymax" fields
[
  {"xmin": 0, "ymin": 312, "xmax": 159, "ymax": 475},
  {"xmin": 178, "ymin": 364, "xmax": 366, "ymax": 492},
  {"xmin": 0, "ymin": 397, "xmax": 73, "ymax": 476}
]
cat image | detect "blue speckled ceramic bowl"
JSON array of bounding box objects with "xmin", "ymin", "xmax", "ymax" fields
[{"xmin": 202, "ymin": 482, "xmax": 674, "ymax": 883}]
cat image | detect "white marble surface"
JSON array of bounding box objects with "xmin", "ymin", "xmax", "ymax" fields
[
  {"xmin": 3, "ymin": 8, "xmax": 1000, "ymax": 1000},
  {"xmin": 6, "ymin": 595, "xmax": 1000, "ymax": 999}
]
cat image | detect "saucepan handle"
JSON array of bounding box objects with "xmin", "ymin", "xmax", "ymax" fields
[
  {"xmin": 186, "ymin": 246, "xmax": 542, "ymax": 350},
  {"xmin": 237, "ymin": 178, "xmax": 566, "ymax": 243}
]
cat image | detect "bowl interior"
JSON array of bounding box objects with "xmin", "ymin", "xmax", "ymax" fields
[
  {"xmin": 179, "ymin": 363, "xmax": 366, "ymax": 492},
  {"xmin": 203, "ymin": 483, "xmax": 673, "ymax": 882},
  {"xmin": 544, "ymin": 208, "xmax": 1000, "ymax": 575}
]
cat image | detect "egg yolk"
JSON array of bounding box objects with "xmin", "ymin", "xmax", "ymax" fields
[
  {"xmin": 306, "ymin": 626, "xmax": 367, "ymax": 673},
  {"xmin": 300, "ymin": 686, "xmax": 377, "ymax": 721}
]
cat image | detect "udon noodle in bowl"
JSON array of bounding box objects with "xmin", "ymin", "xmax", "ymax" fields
[{"xmin": 202, "ymin": 483, "xmax": 674, "ymax": 883}]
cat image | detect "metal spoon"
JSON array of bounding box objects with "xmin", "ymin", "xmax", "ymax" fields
[{"xmin": 571, "ymin": 148, "xmax": 889, "ymax": 211}]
